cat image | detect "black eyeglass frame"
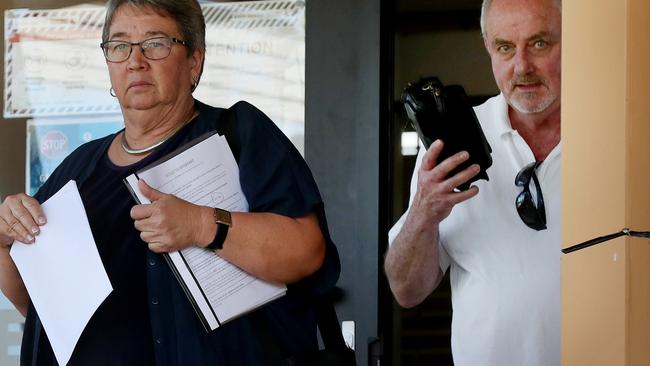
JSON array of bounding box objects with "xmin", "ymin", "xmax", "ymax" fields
[
  {"xmin": 514, "ymin": 161, "xmax": 547, "ymax": 231},
  {"xmin": 100, "ymin": 36, "xmax": 188, "ymax": 63}
]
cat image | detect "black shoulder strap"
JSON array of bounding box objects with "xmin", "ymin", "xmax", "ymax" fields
[
  {"xmin": 315, "ymin": 302, "xmax": 348, "ymax": 351},
  {"xmin": 252, "ymin": 300, "xmax": 356, "ymax": 366},
  {"xmin": 249, "ymin": 310, "xmax": 284, "ymax": 365},
  {"xmin": 562, "ymin": 228, "xmax": 650, "ymax": 254},
  {"xmin": 215, "ymin": 107, "xmax": 241, "ymax": 163}
]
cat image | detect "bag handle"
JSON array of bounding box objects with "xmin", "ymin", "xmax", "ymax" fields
[
  {"xmin": 562, "ymin": 228, "xmax": 650, "ymax": 254},
  {"xmin": 215, "ymin": 106, "xmax": 241, "ymax": 163},
  {"xmin": 315, "ymin": 301, "xmax": 348, "ymax": 350},
  {"xmin": 252, "ymin": 298, "xmax": 355, "ymax": 365}
]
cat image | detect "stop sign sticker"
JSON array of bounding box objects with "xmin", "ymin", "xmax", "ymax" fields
[{"xmin": 40, "ymin": 131, "xmax": 69, "ymax": 159}]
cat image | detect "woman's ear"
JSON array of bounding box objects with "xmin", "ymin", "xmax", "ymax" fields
[
  {"xmin": 190, "ymin": 48, "xmax": 205, "ymax": 75},
  {"xmin": 190, "ymin": 48, "xmax": 205, "ymax": 91}
]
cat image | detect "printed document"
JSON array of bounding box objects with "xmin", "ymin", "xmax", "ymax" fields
[
  {"xmin": 10, "ymin": 180, "xmax": 113, "ymax": 366},
  {"xmin": 124, "ymin": 132, "xmax": 286, "ymax": 331}
]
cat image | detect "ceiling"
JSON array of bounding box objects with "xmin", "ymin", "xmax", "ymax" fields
[
  {"xmin": 395, "ymin": 0, "xmax": 483, "ymax": 14},
  {"xmin": 393, "ymin": 0, "xmax": 483, "ymax": 33}
]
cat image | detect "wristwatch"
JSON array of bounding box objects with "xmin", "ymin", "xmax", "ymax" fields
[{"xmin": 207, "ymin": 208, "xmax": 232, "ymax": 250}]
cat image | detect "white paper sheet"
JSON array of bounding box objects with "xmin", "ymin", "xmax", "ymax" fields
[{"xmin": 10, "ymin": 180, "xmax": 113, "ymax": 366}]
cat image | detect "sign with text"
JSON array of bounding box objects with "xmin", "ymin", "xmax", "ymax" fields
[
  {"xmin": 26, "ymin": 117, "xmax": 123, "ymax": 195},
  {"xmin": 5, "ymin": 1, "xmax": 305, "ymax": 151}
]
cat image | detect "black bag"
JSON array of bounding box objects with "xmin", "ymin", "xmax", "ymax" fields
[
  {"xmin": 254, "ymin": 299, "xmax": 356, "ymax": 366},
  {"xmin": 279, "ymin": 302, "xmax": 356, "ymax": 366},
  {"xmin": 402, "ymin": 77, "xmax": 493, "ymax": 190}
]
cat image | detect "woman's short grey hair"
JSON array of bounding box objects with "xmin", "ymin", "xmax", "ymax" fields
[
  {"xmin": 102, "ymin": 0, "xmax": 206, "ymax": 55},
  {"xmin": 480, "ymin": 0, "xmax": 562, "ymax": 37}
]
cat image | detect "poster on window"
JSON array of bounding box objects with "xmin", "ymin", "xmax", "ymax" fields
[
  {"xmin": 26, "ymin": 117, "xmax": 123, "ymax": 195},
  {"xmin": 4, "ymin": 6, "xmax": 118, "ymax": 117},
  {"xmin": 5, "ymin": 1, "xmax": 305, "ymax": 152},
  {"xmin": 195, "ymin": 1, "xmax": 306, "ymax": 152}
]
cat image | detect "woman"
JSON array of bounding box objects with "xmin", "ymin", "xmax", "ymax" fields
[{"xmin": 0, "ymin": 0, "xmax": 340, "ymax": 365}]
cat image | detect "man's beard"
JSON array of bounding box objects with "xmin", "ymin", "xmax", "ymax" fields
[{"xmin": 508, "ymin": 74, "xmax": 557, "ymax": 114}]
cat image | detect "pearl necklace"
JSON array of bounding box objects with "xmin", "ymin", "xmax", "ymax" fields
[{"xmin": 120, "ymin": 113, "xmax": 196, "ymax": 155}]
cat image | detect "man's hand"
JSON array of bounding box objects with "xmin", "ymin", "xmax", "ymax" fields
[
  {"xmin": 411, "ymin": 139, "xmax": 481, "ymax": 225},
  {"xmin": 385, "ymin": 139, "xmax": 481, "ymax": 308}
]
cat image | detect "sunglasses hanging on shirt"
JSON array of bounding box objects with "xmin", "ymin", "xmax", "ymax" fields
[{"xmin": 515, "ymin": 161, "xmax": 547, "ymax": 231}]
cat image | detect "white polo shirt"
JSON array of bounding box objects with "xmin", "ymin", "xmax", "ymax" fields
[{"xmin": 389, "ymin": 94, "xmax": 561, "ymax": 366}]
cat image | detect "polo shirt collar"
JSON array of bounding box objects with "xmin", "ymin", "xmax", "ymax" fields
[
  {"xmin": 492, "ymin": 93, "xmax": 516, "ymax": 138},
  {"xmin": 491, "ymin": 93, "xmax": 562, "ymax": 165}
]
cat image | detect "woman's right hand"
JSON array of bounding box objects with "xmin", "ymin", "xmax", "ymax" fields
[{"xmin": 0, "ymin": 194, "xmax": 46, "ymax": 248}]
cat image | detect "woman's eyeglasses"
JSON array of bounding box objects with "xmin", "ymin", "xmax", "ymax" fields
[
  {"xmin": 100, "ymin": 36, "xmax": 188, "ymax": 63},
  {"xmin": 515, "ymin": 161, "xmax": 547, "ymax": 231}
]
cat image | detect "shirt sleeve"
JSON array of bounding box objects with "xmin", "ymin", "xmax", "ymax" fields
[
  {"xmin": 388, "ymin": 142, "xmax": 425, "ymax": 246},
  {"xmin": 231, "ymin": 101, "xmax": 320, "ymax": 217},
  {"xmin": 387, "ymin": 142, "xmax": 450, "ymax": 273},
  {"xmin": 229, "ymin": 101, "xmax": 340, "ymax": 294}
]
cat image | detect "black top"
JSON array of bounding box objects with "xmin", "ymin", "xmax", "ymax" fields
[
  {"xmin": 20, "ymin": 100, "xmax": 340, "ymax": 366},
  {"xmin": 70, "ymin": 153, "xmax": 158, "ymax": 365}
]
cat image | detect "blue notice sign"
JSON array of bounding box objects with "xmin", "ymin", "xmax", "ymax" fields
[{"xmin": 27, "ymin": 117, "xmax": 123, "ymax": 195}]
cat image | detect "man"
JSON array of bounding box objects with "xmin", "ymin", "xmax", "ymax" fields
[{"xmin": 384, "ymin": 0, "xmax": 561, "ymax": 365}]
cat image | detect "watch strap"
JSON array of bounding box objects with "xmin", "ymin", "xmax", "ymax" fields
[{"xmin": 207, "ymin": 208, "xmax": 231, "ymax": 250}]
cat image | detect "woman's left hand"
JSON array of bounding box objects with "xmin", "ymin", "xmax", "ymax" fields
[{"xmin": 130, "ymin": 180, "xmax": 211, "ymax": 253}]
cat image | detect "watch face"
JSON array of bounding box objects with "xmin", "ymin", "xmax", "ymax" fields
[{"xmin": 214, "ymin": 208, "xmax": 232, "ymax": 226}]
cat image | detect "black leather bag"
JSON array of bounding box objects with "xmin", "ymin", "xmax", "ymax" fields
[
  {"xmin": 402, "ymin": 77, "xmax": 493, "ymax": 190},
  {"xmin": 279, "ymin": 302, "xmax": 356, "ymax": 366},
  {"xmin": 254, "ymin": 299, "xmax": 356, "ymax": 366}
]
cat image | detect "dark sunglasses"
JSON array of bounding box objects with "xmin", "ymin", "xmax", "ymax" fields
[{"xmin": 514, "ymin": 161, "xmax": 547, "ymax": 231}]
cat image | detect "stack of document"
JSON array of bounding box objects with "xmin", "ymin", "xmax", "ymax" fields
[{"xmin": 124, "ymin": 132, "xmax": 286, "ymax": 331}]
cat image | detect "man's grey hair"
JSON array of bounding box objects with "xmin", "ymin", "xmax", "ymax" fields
[
  {"xmin": 102, "ymin": 0, "xmax": 206, "ymax": 56},
  {"xmin": 480, "ymin": 0, "xmax": 562, "ymax": 37}
]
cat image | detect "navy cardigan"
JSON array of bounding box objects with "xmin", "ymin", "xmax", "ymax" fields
[{"xmin": 20, "ymin": 100, "xmax": 340, "ymax": 366}]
